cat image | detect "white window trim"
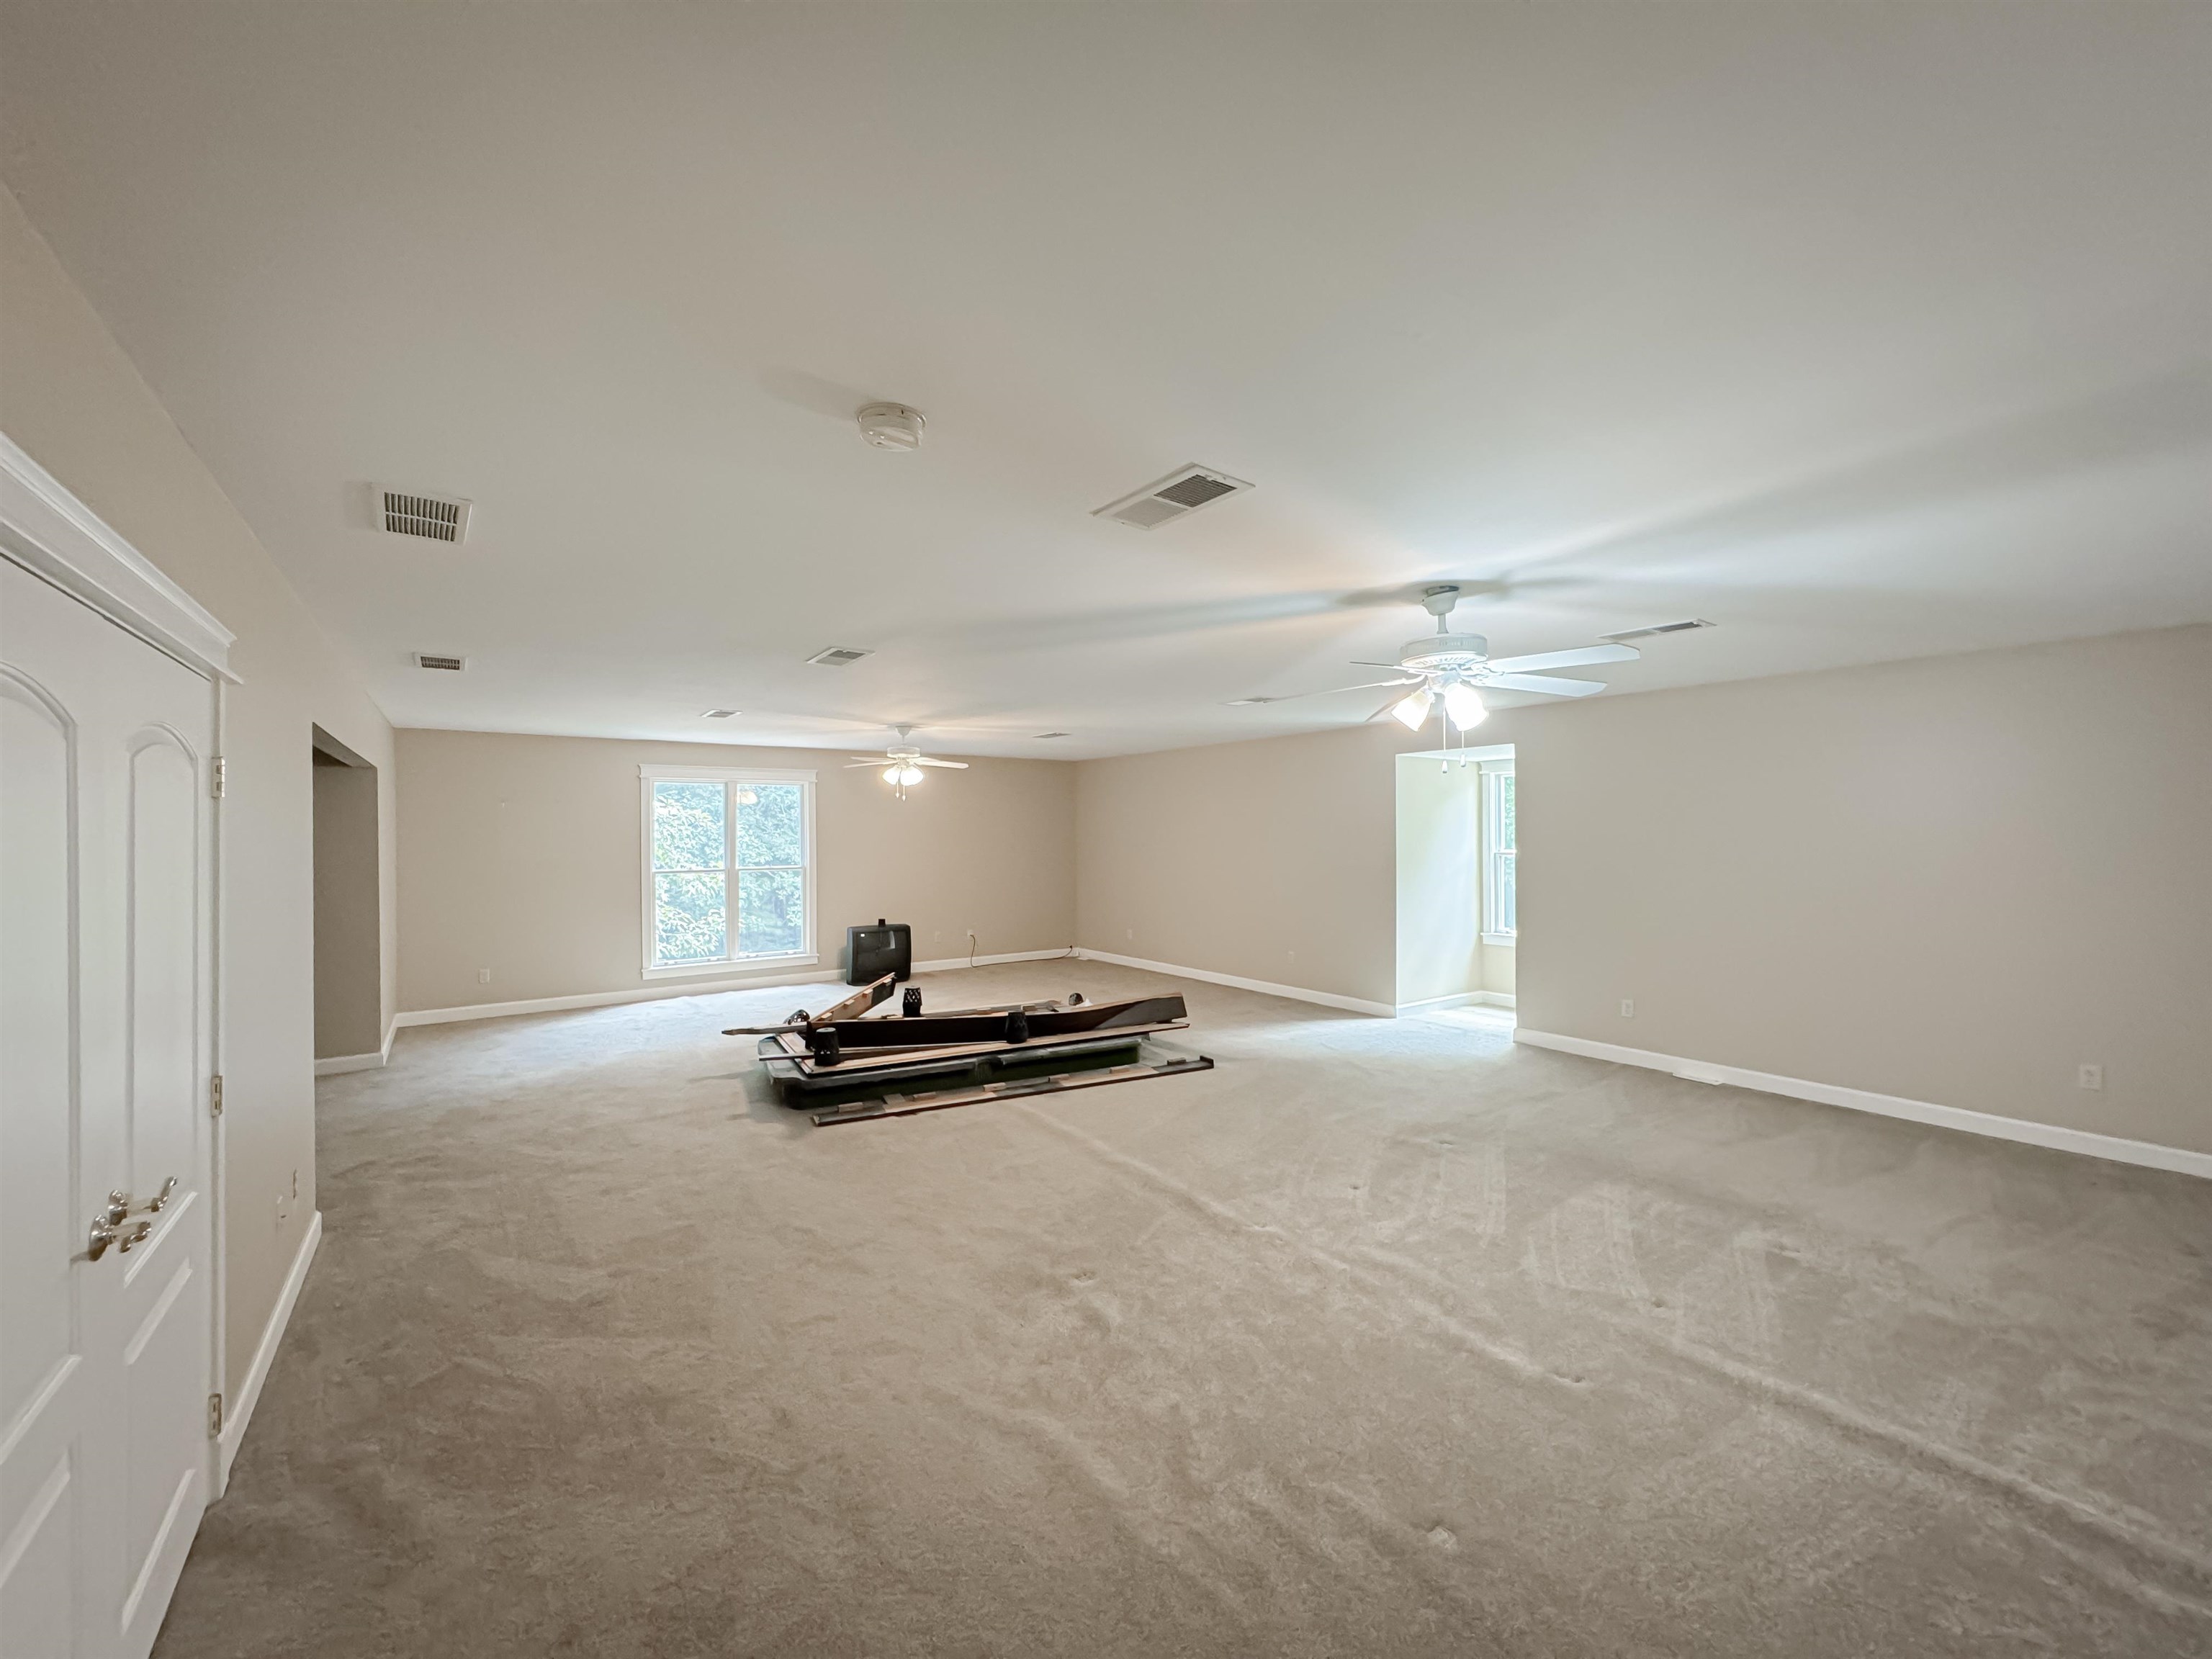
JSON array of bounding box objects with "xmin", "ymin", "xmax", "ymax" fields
[
  {"xmin": 1481, "ymin": 761, "xmax": 1516, "ymax": 945},
  {"xmin": 639, "ymin": 764, "xmax": 818, "ymax": 978}
]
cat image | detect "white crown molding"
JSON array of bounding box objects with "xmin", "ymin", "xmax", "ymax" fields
[
  {"xmin": 0, "ymin": 430, "xmax": 237, "ymax": 681},
  {"xmin": 1514, "ymin": 1028, "xmax": 2211, "ymax": 1181},
  {"xmin": 1074, "ymin": 948, "xmax": 1393, "ymax": 1017}
]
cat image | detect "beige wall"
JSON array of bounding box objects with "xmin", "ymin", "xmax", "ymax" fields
[
  {"xmin": 313, "ymin": 759, "xmax": 384, "ymax": 1058},
  {"xmin": 1514, "ymin": 624, "xmax": 2211, "ymax": 1154},
  {"xmin": 2, "ymin": 182, "xmax": 400, "ymax": 1395},
  {"xmin": 1482, "ymin": 942, "xmax": 1516, "ymax": 999},
  {"xmin": 1074, "ymin": 626, "xmax": 2212, "ymax": 1156},
  {"xmin": 1076, "ymin": 725, "xmax": 1404, "ymax": 1007},
  {"xmin": 1394, "ymin": 755, "xmax": 1482, "ymax": 1007},
  {"xmin": 397, "ymin": 729, "xmax": 1076, "ymax": 1013}
]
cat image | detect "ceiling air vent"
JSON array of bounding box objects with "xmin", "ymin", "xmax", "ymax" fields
[
  {"xmin": 1093, "ymin": 464, "xmax": 1252, "ymax": 531},
  {"xmin": 701, "ymin": 709, "xmax": 738, "ymax": 719},
  {"xmin": 375, "ymin": 486, "xmax": 472, "ymax": 543},
  {"xmin": 1599, "ymin": 619, "xmax": 1714, "ymax": 644},
  {"xmin": 806, "ymin": 646, "xmax": 872, "ymax": 667},
  {"xmin": 413, "ymin": 652, "xmax": 467, "ymax": 672},
  {"xmin": 1035, "ymin": 731, "xmax": 1070, "ymax": 739}
]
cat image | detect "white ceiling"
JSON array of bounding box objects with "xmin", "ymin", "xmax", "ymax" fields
[{"xmin": 4, "ymin": 3, "xmax": 2207, "ymax": 759}]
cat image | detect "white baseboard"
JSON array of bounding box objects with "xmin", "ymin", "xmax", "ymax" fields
[
  {"xmin": 1073, "ymin": 948, "xmax": 1393, "ymax": 1018},
  {"xmin": 215, "ymin": 1208, "xmax": 320, "ymax": 1496},
  {"xmin": 313, "ymin": 1016, "xmax": 399, "ymax": 1075},
  {"xmin": 1514, "ymin": 1029, "xmax": 2212, "ymax": 1181},
  {"xmin": 1395, "ymin": 990, "xmax": 1518, "ymax": 1015},
  {"xmin": 393, "ymin": 968, "xmax": 842, "ymax": 1029},
  {"xmin": 910, "ymin": 948, "xmax": 1076, "ymax": 973}
]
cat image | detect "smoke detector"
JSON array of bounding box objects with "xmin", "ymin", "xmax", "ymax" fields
[
  {"xmin": 374, "ymin": 486, "xmax": 472, "ymax": 543},
  {"xmin": 856, "ymin": 403, "xmax": 925, "ymax": 450},
  {"xmin": 412, "ymin": 652, "xmax": 467, "ymax": 671},
  {"xmin": 1093, "ymin": 464, "xmax": 1252, "ymax": 530}
]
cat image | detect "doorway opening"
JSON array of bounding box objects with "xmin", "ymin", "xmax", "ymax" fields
[
  {"xmin": 311, "ymin": 727, "xmax": 384, "ymax": 1069},
  {"xmin": 1393, "ymin": 743, "xmax": 1514, "ymax": 1022}
]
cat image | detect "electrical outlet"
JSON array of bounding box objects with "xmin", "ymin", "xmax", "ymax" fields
[
  {"xmin": 932, "ymin": 930, "xmax": 941, "ymax": 944},
  {"xmin": 478, "ymin": 968, "xmax": 492, "ymax": 985},
  {"xmin": 1620, "ymin": 999, "xmax": 1635, "ymax": 1018},
  {"xmin": 1125, "ymin": 928, "xmax": 1133, "ymax": 941},
  {"xmin": 2078, "ymin": 1064, "xmax": 2103, "ymax": 1091}
]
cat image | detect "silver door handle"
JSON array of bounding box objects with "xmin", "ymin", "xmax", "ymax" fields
[
  {"xmin": 97, "ymin": 1175, "xmax": 178, "ymax": 1228},
  {"xmin": 87, "ymin": 1215, "xmax": 153, "ymax": 1262}
]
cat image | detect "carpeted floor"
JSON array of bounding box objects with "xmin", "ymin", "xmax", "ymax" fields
[{"xmin": 155, "ymin": 963, "xmax": 2212, "ymax": 1658}]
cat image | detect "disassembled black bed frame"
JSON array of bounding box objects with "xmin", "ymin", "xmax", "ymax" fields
[{"xmin": 725, "ymin": 974, "xmax": 1213, "ymax": 1125}]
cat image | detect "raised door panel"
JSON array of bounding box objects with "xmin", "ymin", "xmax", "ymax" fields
[
  {"xmin": 0, "ymin": 647, "xmax": 91, "ymax": 1651},
  {"xmin": 110, "ymin": 683, "xmax": 213, "ymax": 1659}
]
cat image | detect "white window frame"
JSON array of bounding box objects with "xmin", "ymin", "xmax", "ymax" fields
[
  {"xmin": 1480, "ymin": 759, "xmax": 1516, "ymax": 945},
  {"xmin": 639, "ymin": 763, "xmax": 818, "ymax": 978}
]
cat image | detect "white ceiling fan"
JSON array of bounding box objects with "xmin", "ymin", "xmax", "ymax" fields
[
  {"xmin": 1233, "ymin": 584, "xmax": 1640, "ymax": 732},
  {"xmin": 846, "ymin": 725, "xmax": 969, "ymax": 798}
]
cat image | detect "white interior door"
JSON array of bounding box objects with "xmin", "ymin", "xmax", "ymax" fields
[{"xmin": 1, "ymin": 556, "xmax": 217, "ymax": 1659}]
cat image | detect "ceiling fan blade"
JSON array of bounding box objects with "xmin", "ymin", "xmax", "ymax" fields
[
  {"xmin": 913, "ymin": 757, "xmax": 969, "ymax": 768},
  {"xmin": 1480, "ymin": 673, "xmax": 1608, "ymax": 697},
  {"xmin": 1251, "ymin": 678, "xmax": 1420, "ymax": 704},
  {"xmin": 845, "ymin": 760, "xmax": 889, "ymax": 768},
  {"xmin": 1349, "ymin": 660, "xmax": 1409, "ymax": 670},
  {"xmin": 1481, "ymin": 643, "xmax": 1640, "ymax": 674},
  {"xmin": 1368, "ymin": 693, "xmax": 1416, "ymax": 722}
]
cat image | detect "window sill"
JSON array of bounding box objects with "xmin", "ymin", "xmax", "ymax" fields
[
  {"xmin": 1481, "ymin": 933, "xmax": 1518, "ymax": 949},
  {"xmin": 642, "ymin": 953, "xmax": 820, "ymax": 981}
]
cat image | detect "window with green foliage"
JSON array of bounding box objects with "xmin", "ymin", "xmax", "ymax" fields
[{"xmin": 644, "ymin": 770, "xmax": 812, "ymax": 969}]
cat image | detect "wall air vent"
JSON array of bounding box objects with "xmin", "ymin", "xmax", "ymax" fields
[
  {"xmin": 375, "ymin": 486, "xmax": 472, "ymax": 543},
  {"xmin": 412, "ymin": 652, "xmax": 467, "ymax": 672},
  {"xmin": 1093, "ymin": 464, "xmax": 1252, "ymax": 531},
  {"xmin": 806, "ymin": 647, "xmax": 873, "ymax": 667},
  {"xmin": 1599, "ymin": 619, "xmax": 1714, "ymax": 644}
]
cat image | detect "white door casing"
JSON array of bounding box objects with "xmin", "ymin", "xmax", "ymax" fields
[{"xmin": 1, "ymin": 433, "xmax": 233, "ymax": 1659}]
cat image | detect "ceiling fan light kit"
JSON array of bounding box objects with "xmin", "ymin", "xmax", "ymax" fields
[{"xmin": 850, "ymin": 725, "xmax": 968, "ymax": 799}]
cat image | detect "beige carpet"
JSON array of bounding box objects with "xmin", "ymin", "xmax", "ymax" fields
[{"xmin": 156, "ymin": 963, "xmax": 2212, "ymax": 1658}]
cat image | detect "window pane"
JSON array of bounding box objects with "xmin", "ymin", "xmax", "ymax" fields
[
  {"xmin": 736, "ymin": 783, "xmax": 804, "ymax": 868},
  {"xmin": 737, "ymin": 866, "xmax": 804, "ymax": 957},
  {"xmin": 1497, "ymin": 775, "xmax": 1515, "ymax": 851},
  {"xmin": 1496, "ymin": 852, "xmax": 1516, "ymax": 934},
  {"xmin": 655, "ymin": 871, "xmax": 727, "ymax": 963},
  {"xmin": 652, "ymin": 781, "xmax": 725, "ymax": 871}
]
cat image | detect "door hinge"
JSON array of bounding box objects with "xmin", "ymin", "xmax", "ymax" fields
[
  {"xmin": 211, "ymin": 756, "xmax": 226, "ymax": 799},
  {"xmin": 208, "ymin": 1394, "xmax": 224, "ymax": 1437},
  {"xmin": 210, "ymin": 1074, "xmax": 224, "ymax": 1117}
]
